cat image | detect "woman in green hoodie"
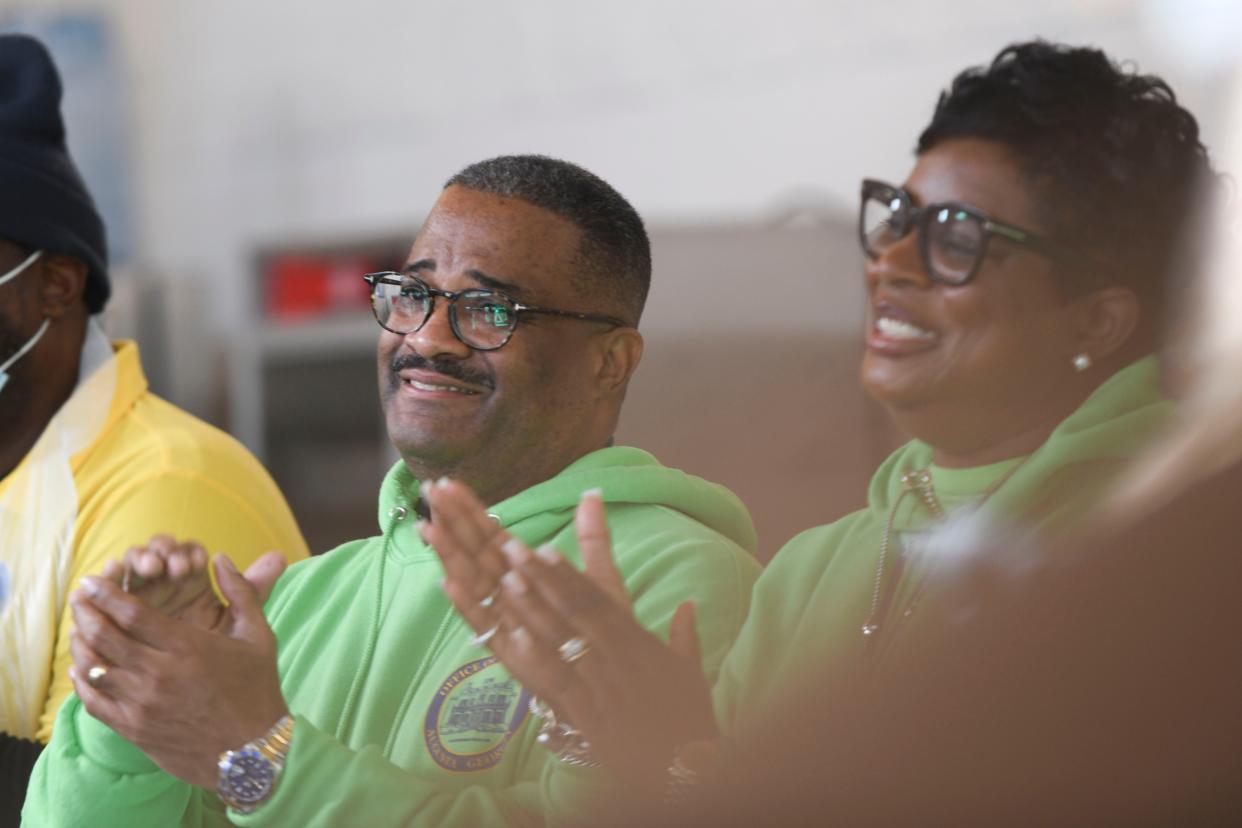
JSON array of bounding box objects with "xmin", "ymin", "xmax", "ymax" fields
[{"xmin": 426, "ymin": 40, "xmax": 1215, "ymax": 794}]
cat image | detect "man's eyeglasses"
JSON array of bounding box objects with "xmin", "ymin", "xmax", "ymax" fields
[
  {"xmin": 859, "ymin": 178, "xmax": 1085, "ymax": 286},
  {"xmin": 362, "ymin": 271, "xmax": 629, "ymax": 351}
]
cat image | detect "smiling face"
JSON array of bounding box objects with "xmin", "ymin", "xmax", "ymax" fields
[
  {"xmin": 860, "ymin": 138, "xmax": 1112, "ymax": 465},
  {"xmin": 378, "ymin": 185, "xmax": 627, "ymax": 502}
]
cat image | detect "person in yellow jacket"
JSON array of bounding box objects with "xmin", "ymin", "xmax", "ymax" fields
[{"xmin": 0, "ymin": 33, "xmax": 308, "ymax": 820}]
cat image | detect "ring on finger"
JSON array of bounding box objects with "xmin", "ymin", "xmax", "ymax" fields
[
  {"xmin": 557, "ymin": 636, "xmax": 591, "ymax": 664},
  {"xmin": 86, "ymin": 664, "xmax": 110, "ymax": 688},
  {"xmin": 470, "ymin": 622, "xmax": 501, "ymax": 647},
  {"xmin": 478, "ymin": 584, "xmax": 501, "ymax": 609},
  {"xmin": 121, "ymin": 561, "xmax": 147, "ymax": 594}
]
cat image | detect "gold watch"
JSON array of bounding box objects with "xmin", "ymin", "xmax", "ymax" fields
[{"xmin": 217, "ymin": 714, "xmax": 295, "ymax": 814}]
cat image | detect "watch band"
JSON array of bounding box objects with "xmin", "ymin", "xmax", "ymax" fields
[
  {"xmin": 217, "ymin": 714, "xmax": 295, "ymax": 814},
  {"xmin": 255, "ymin": 714, "xmax": 295, "ymax": 765}
]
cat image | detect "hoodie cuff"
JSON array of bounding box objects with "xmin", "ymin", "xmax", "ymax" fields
[{"xmin": 70, "ymin": 696, "xmax": 159, "ymax": 775}]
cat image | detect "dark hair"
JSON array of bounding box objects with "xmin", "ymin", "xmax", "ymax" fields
[
  {"xmin": 0, "ymin": 34, "xmax": 110, "ymax": 313},
  {"xmin": 445, "ymin": 155, "xmax": 651, "ymax": 324},
  {"xmin": 918, "ymin": 40, "xmax": 1213, "ymax": 315}
]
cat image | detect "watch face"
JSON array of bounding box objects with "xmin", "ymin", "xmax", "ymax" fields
[{"xmin": 219, "ymin": 749, "xmax": 275, "ymax": 806}]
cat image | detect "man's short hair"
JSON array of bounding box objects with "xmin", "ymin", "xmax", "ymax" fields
[
  {"xmin": 446, "ymin": 155, "xmax": 651, "ymax": 325},
  {"xmin": 918, "ymin": 40, "xmax": 1213, "ymax": 315}
]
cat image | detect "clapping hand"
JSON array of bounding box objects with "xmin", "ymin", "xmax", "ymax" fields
[
  {"xmin": 68, "ymin": 546, "xmax": 290, "ymax": 788},
  {"xmin": 98, "ymin": 535, "xmax": 220, "ymax": 629},
  {"xmin": 423, "ymin": 480, "xmax": 718, "ymax": 788}
]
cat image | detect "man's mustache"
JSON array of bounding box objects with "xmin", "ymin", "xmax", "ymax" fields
[{"xmin": 389, "ymin": 353, "xmax": 495, "ymax": 390}]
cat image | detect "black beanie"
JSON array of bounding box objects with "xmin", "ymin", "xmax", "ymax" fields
[{"xmin": 0, "ymin": 34, "xmax": 109, "ymax": 313}]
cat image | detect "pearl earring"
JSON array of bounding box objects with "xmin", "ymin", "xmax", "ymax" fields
[{"xmin": 1072, "ymin": 353, "xmax": 1092, "ymax": 372}]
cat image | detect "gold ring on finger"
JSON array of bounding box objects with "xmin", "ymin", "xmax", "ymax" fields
[{"xmin": 86, "ymin": 664, "xmax": 110, "ymax": 688}]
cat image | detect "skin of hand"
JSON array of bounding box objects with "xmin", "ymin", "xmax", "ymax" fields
[
  {"xmin": 98, "ymin": 536, "xmax": 289, "ymax": 633},
  {"xmin": 100, "ymin": 535, "xmax": 220, "ymax": 629},
  {"xmin": 423, "ymin": 479, "xmax": 718, "ymax": 788},
  {"xmin": 66, "ymin": 554, "xmax": 289, "ymax": 788},
  {"xmin": 419, "ymin": 478, "xmax": 510, "ymax": 605}
]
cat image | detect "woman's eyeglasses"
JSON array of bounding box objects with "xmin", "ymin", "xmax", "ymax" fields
[{"xmin": 859, "ymin": 178, "xmax": 1085, "ymax": 286}]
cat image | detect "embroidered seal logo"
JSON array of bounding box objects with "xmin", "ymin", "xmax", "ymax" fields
[{"xmin": 424, "ymin": 656, "xmax": 531, "ymax": 771}]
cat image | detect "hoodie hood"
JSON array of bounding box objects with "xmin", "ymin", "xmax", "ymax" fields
[
  {"xmin": 378, "ymin": 445, "xmax": 757, "ymax": 559},
  {"xmin": 865, "ymin": 355, "xmax": 1172, "ymax": 529}
]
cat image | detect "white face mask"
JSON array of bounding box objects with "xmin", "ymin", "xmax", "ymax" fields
[{"xmin": 0, "ymin": 250, "xmax": 48, "ymax": 395}]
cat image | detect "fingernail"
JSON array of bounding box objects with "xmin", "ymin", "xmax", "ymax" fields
[
  {"xmin": 415, "ymin": 519, "xmax": 429, "ymax": 539},
  {"xmin": 79, "ymin": 577, "xmax": 101, "ymax": 597},
  {"xmin": 68, "ymin": 666, "xmax": 78, "ymax": 682},
  {"xmin": 510, "ymin": 626, "xmax": 529, "ymax": 647},
  {"xmin": 535, "ymin": 544, "xmax": 561, "ymax": 565},
  {"xmin": 502, "ymin": 569, "xmax": 527, "ymax": 595},
  {"xmin": 420, "ymin": 481, "xmax": 433, "ymax": 499},
  {"xmin": 436, "ymin": 476, "xmax": 451, "ymax": 489},
  {"xmin": 219, "ymin": 555, "xmax": 239, "ymax": 574},
  {"xmin": 582, "ymin": 487, "xmax": 603, "ymax": 500},
  {"xmin": 501, "ymin": 537, "xmax": 531, "ymax": 566}
]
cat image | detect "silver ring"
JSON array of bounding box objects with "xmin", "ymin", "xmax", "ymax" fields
[
  {"xmin": 478, "ymin": 584, "xmax": 501, "ymax": 609},
  {"xmin": 86, "ymin": 664, "xmax": 109, "ymax": 688},
  {"xmin": 469, "ymin": 622, "xmax": 501, "ymax": 647},
  {"xmin": 528, "ymin": 696, "xmax": 556, "ymax": 723},
  {"xmin": 557, "ymin": 636, "xmax": 591, "ymax": 664}
]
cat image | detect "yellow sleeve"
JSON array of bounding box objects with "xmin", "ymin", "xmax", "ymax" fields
[{"xmin": 37, "ymin": 467, "xmax": 310, "ymax": 742}]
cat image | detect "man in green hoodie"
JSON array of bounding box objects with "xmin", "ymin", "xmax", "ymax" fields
[{"xmin": 24, "ymin": 155, "xmax": 761, "ymax": 826}]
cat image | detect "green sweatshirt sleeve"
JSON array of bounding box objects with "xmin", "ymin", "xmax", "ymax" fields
[
  {"xmin": 712, "ymin": 520, "xmax": 861, "ymax": 737},
  {"xmin": 230, "ymin": 717, "xmax": 575, "ymax": 827},
  {"xmin": 24, "ymin": 701, "xmax": 597, "ymax": 828},
  {"xmin": 22, "ymin": 695, "xmax": 230, "ymax": 827}
]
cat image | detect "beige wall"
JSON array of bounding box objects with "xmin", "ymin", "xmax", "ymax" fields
[{"xmin": 617, "ymin": 219, "xmax": 897, "ymax": 559}]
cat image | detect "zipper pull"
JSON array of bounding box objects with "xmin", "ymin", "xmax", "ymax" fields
[{"xmin": 900, "ymin": 468, "xmax": 945, "ymax": 519}]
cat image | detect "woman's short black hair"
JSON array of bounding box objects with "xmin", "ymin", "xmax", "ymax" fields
[{"xmin": 918, "ymin": 40, "xmax": 1213, "ymax": 312}]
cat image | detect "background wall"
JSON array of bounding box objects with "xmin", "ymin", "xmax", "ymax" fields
[{"xmin": 4, "ymin": 0, "xmax": 1240, "ymax": 555}]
